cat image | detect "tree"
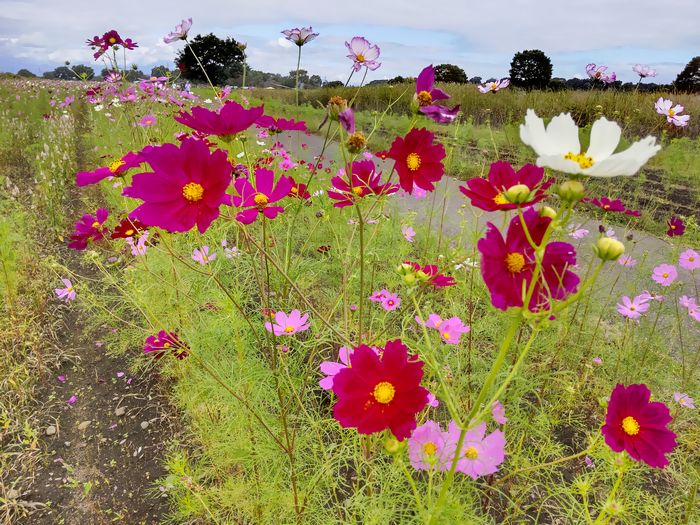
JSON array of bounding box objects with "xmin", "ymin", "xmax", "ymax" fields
[
  {"xmin": 674, "ymin": 56, "xmax": 700, "ymax": 93},
  {"xmin": 388, "ymin": 76, "xmax": 407, "ymax": 85},
  {"xmin": 324, "ymin": 80, "xmax": 344, "ymax": 88},
  {"xmin": 150, "ymin": 65, "xmax": 171, "ymax": 78},
  {"xmin": 509, "ymin": 49, "xmax": 553, "ymax": 90},
  {"xmin": 469, "ymin": 76, "xmax": 482, "ymax": 84},
  {"xmin": 43, "ymin": 66, "xmax": 73, "ymax": 80},
  {"xmin": 17, "ymin": 68, "xmax": 36, "ymax": 78},
  {"xmin": 72, "ymin": 64, "xmax": 94, "ymax": 80},
  {"xmin": 308, "ymin": 74, "xmax": 322, "ymax": 88},
  {"xmin": 434, "ymin": 64, "xmax": 468, "ymax": 83},
  {"xmin": 175, "ymin": 33, "xmax": 245, "ymax": 85}
]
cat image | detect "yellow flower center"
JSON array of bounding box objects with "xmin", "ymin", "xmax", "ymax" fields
[
  {"xmin": 442, "ymin": 331, "xmax": 450, "ymax": 340},
  {"xmin": 621, "ymin": 416, "xmax": 640, "ymax": 436},
  {"xmin": 356, "ymin": 54, "xmax": 365, "ymax": 63},
  {"xmin": 347, "ymin": 132, "xmax": 367, "ymax": 151},
  {"xmin": 663, "ymin": 272, "xmax": 669, "ymax": 278},
  {"xmin": 291, "ymin": 186, "xmax": 298, "ymax": 194},
  {"xmin": 417, "ymin": 90, "xmax": 432, "ymax": 106},
  {"xmin": 630, "ymin": 306, "xmax": 636, "ymax": 311},
  {"xmin": 464, "ymin": 446, "xmax": 479, "ymax": 460},
  {"xmin": 491, "ymin": 83, "xmax": 498, "ymax": 90},
  {"xmin": 493, "ymin": 193, "xmax": 508, "ymax": 205},
  {"xmin": 668, "ymin": 109, "xmax": 675, "ymax": 117},
  {"xmin": 254, "ymin": 193, "xmax": 269, "ymax": 206},
  {"xmin": 564, "ymin": 152, "xmax": 594, "ymax": 170},
  {"xmin": 66, "ymin": 286, "xmax": 73, "ymax": 293},
  {"xmin": 109, "ymin": 159, "xmax": 125, "ymax": 173},
  {"xmin": 352, "ymin": 186, "xmax": 364, "ymax": 196},
  {"xmin": 505, "ymin": 252, "xmax": 526, "ymax": 273},
  {"xmin": 284, "ymin": 325, "xmax": 295, "ymax": 333},
  {"xmin": 91, "ymin": 221, "xmax": 100, "ymax": 228},
  {"xmin": 406, "ymin": 153, "xmax": 422, "ymax": 171},
  {"xmin": 373, "ymin": 381, "xmax": 395, "ymax": 404},
  {"xmin": 163, "ymin": 342, "xmax": 171, "ymax": 348},
  {"xmin": 125, "ymin": 229, "xmax": 134, "ymax": 236},
  {"xmin": 108, "ymin": 37, "xmax": 117, "ymax": 44},
  {"xmin": 423, "ymin": 442, "xmax": 437, "ymax": 456},
  {"xmin": 689, "ymin": 256, "xmax": 695, "ymax": 262},
  {"xmin": 182, "ymin": 182, "xmax": 204, "ymax": 202}
]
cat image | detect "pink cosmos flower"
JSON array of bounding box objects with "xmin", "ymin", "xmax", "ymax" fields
[
  {"xmin": 55, "ymin": 278, "xmax": 76, "ymax": 302},
  {"xmin": 175, "ymin": 101, "xmax": 264, "ymax": 137},
  {"xmin": 232, "ymin": 167, "xmax": 293, "ymax": 224},
  {"xmin": 403, "ymin": 261, "xmax": 457, "ymax": 287},
  {"xmin": 67, "ymin": 208, "xmax": 109, "ymax": 250},
  {"xmin": 593, "ymin": 357, "xmax": 603, "ymax": 365},
  {"xmin": 655, "ymin": 98, "xmax": 690, "ymax": 127},
  {"xmin": 67, "ymin": 395, "xmax": 77, "ymax": 406},
  {"xmin": 448, "ymin": 421, "xmax": 506, "ymax": 479},
  {"xmin": 414, "ymin": 65, "xmax": 460, "ymax": 124},
  {"xmin": 492, "ymin": 400, "xmax": 508, "ymax": 425},
  {"xmin": 192, "ymin": 246, "xmax": 216, "ymax": 265},
  {"xmin": 255, "ymin": 116, "xmax": 306, "ymax": 133},
  {"xmin": 327, "ymin": 159, "xmax": 398, "ymax": 208},
  {"xmin": 408, "ymin": 421, "xmax": 455, "ymax": 471},
  {"xmin": 569, "ymin": 228, "xmax": 589, "ymax": 239},
  {"xmin": 264, "ymin": 310, "xmax": 310, "ymax": 336},
  {"xmin": 338, "ymin": 107, "xmax": 355, "ymax": 134},
  {"xmin": 679, "ymin": 249, "xmax": 700, "ymax": 271},
  {"xmin": 143, "ymin": 331, "xmax": 189, "ymax": 359},
  {"xmin": 126, "ymin": 231, "xmax": 149, "ymax": 256},
  {"xmin": 281, "ymin": 27, "xmax": 319, "ymax": 46},
  {"xmin": 59, "ymin": 96, "xmax": 75, "ymax": 108},
  {"xmin": 618, "ymin": 255, "xmax": 637, "ymax": 268},
  {"xmin": 633, "ymin": 64, "xmax": 656, "ymax": 78},
  {"xmin": 436, "ymin": 317, "xmax": 470, "ymax": 344},
  {"xmin": 679, "ymin": 295, "xmax": 696, "ymax": 309},
  {"xmin": 651, "ymin": 264, "xmax": 678, "ymax": 286},
  {"xmin": 138, "ymin": 114, "xmax": 156, "ymax": 127},
  {"xmin": 380, "ymin": 292, "xmax": 401, "ymax": 311},
  {"xmin": 586, "ymin": 63, "xmax": 616, "ymax": 84},
  {"xmin": 478, "ymin": 79, "xmax": 510, "ymax": 93},
  {"xmin": 617, "ymin": 295, "xmax": 651, "ymax": 319},
  {"xmin": 369, "ymin": 289, "xmax": 388, "ymax": 302},
  {"xmin": 637, "ymin": 290, "xmax": 664, "ymax": 303},
  {"xmin": 402, "ymin": 225, "xmax": 416, "ymax": 242},
  {"xmin": 345, "ymin": 36, "xmax": 381, "ymax": 72},
  {"xmin": 163, "ymin": 18, "xmax": 193, "ymax": 44},
  {"xmin": 77, "ymin": 150, "xmax": 145, "ymax": 187},
  {"xmin": 674, "ymin": 392, "xmax": 695, "ymax": 409},
  {"xmin": 667, "ymin": 216, "xmax": 685, "ymax": 237}
]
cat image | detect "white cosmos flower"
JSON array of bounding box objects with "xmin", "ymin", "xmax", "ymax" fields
[{"xmin": 519, "ymin": 109, "xmax": 661, "ymax": 177}]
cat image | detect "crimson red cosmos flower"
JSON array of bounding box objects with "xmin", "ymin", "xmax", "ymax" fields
[
  {"xmin": 288, "ymin": 178, "xmax": 311, "ymax": 200},
  {"xmin": 232, "ymin": 167, "xmax": 293, "ymax": 224},
  {"xmin": 175, "ymin": 101, "xmax": 264, "ymax": 137},
  {"xmin": 387, "ymin": 128, "xmax": 446, "ymax": 193},
  {"xmin": 68, "ymin": 208, "xmax": 109, "ymax": 250},
  {"xmin": 255, "ymin": 115, "xmax": 307, "ymax": 133},
  {"xmin": 110, "ymin": 217, "xmax": 148, "ymax": 239},
  {"xmin": 123, "ymin": 138, "xmax": 232, "ymax": 234},
  {"xmin": 404, "ymin": 261, "xmax": 456, "ymax": 287},
  {"xmin": 477, "ymin": 207, "xmax": 579, "ymax": 311},
  {"xmin": 332, "ymin": 339, "xmax": 429, "ymax": 440},
  {"xmin": 667, "ymin": 216, "xmax": 685, "ymax": 237},
  {"xmin": 76, "ymin": 150, "xmax": 146, "ymax": 187},
  {"xmin": 143, "ymin": 330, "xmax": 189, "ymax": 360},
  {"xmin": 327, "ymin": 160, "xmax": 399, "ymax": 208},
  {"xmin": 460, "ymin": 161, "xmax": 552, "ymax": 212},
  {"xmin": 601, "ymin": 383, "xmax": 676, "ymax": 469},
  {"xmin": 584, "ymin": 197, "xmax": 641, "ymax": 217}
]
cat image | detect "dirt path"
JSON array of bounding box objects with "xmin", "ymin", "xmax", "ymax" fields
[{"xmin": 13, "ymin": 102, "xmax": 176, "ymax": 524}]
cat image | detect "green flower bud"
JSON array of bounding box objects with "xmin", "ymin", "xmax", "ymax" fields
[
  {"xmin": 384, "ymin": 436, "xmax": 405, "ymax": 454},
  {"xmin": 594, "ymin": 237, "xmax": 625, "ymax": 261},
  {"xmin": 558, "ymin": 180, "xmax": 585, "ymax": 202},
  {"xmin": 540, "ymin": 206, "xmax": 557, "ymax": 219},
  {"xmin": 504, "ymin": 184, "xmax": 532, "ymax": 204}
]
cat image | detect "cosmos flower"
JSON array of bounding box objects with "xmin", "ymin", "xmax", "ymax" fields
[
  {"xmin": 319, "ymin": 345, "xmax": 380, "ymax": 390},
  {"xmin": 459, "ymin": 160, "xmax": 551, "ymax": 211},
  {"xmin": 402, "ymin": 261, "xmax": 456, "ymax": 287},
  {"xmin": 448, "ymin": 421, "xmax": 506, "ymax": 479},
  {"xmin": 492, "ymin": 401, "xmax": 508, "ymax": 425},
  {"xmin": 419, "ymin": 104, "xmax": 461, "ymax": 124},
  {"xmin": 327, "ymin": 159, "xmax": 398, "ymax": 208},
  {"xmin": 76, "ymin": 150, "xmax": 145, "ymax": 187},
  {"xmin": 175, "ymin": 101, "xmax": 264, "ymax": 137},
  {"xmin": 655, "ymin": 98, "xmax": 690, "ymax": 127},
  {"xmin": 673, "ymin": 392, "xmax": 695, "ymax": 409},
  {"xmin": 380, "ymin": 292, "xmax": 401, "ymax": 311},
  {"xmin": 679, "ymin": 249, "xmax": 700, "ymax": 271},
  {"xmin": 601, "ymin": 383, "xmax": 676, "ymax": 469},
  {"xmin": 110, "ymin": 217, "xmax": 147, "ymax": 239},
  {"xmin": 666, "ymin": 216, "xmax": 685, "ymax": 237},
  {"xmin": 569, "ymin": 228, "xmax": 590, "ymax": 239},
  {"xmin": 414, "ymin": 65, "xmax": 460, "ymax": 123},
  {"xmin": 478, "ymin": 78, "xmax": 510, "ymax": 93},
  {"xmin": 163, "ymin": 18, "xmax": 193, "ymax": 44},
  {"xmin": 388, "ymin": 128, "xmax": 446, "ymax": 193},
  {"xmin": 332, "ymin": 339, "xmax": 429, "ymax": 440},
  {"xmin": 192, "ymin": 246, "xmax": 216, "ymax": 265},
  {"xmin": 232, "ymin": 167, "xmax": 292, "ymax": 224},
  {"xmin": 345, "ymin": 36, "xmax": 381, "ymax": 72},
  {"xmin": 138, "ymin": 113, "xmax": 157, "ymax": 127},
  {"xmin": 55, "ymin": 278, "xmax": 76, "ymax": 302},
  {"xmin": 477, "ymin": 207, "xmax": 579, "ymax": 311},
  {"xmin": 633, "ymin": 64, "xmax": 656, "ymax": 78},
  {"xmin": 519, "ymin": 110, "xmax": 661, "ymax": 177},
  {"xmin": 651, "ymin": 264, "xmax": 678, "ymax": 287},
  {"xmin": 407, "ymin": 420, "xmax": 455, "ymax": 471},
  {"xmin": 435, "ymin": 317, "xmax": 470, "ymax": 345},
  {"xmin": 586, "ymin": 63, "xmax": 616, "ymax": 84},
  {"xmin": 617, "ymin": 295, "xmax": 651, "ymax": 319},
  {"xmin": 255, "ymin": 116, "xmax": 307, "ymax": 133},
  {"xmin": 281, "ymin": 27, "xmax": 319, "ymax": 46},
  {"xmin": 402, "ymin": 225, "xmax": 416, "ymax": 242},
  {"xmin": 126, "ymin": 231, "xmax": 149, "ymax": 256},
  {"xmin": 585, "ymin": 197, "xmax": 640, "ymax": 216},
  {"xmin": 143, "ymin": 330, "xmax": 189, "ymax": 360},
  {"xmin": 264, "ymin": 310, "xmax": 310, "ymax": 336},
  {"xmin": 288, "ymin": 178, "xmax": 311, "ymax": 200},
  {"xmin": 123, "ymin": 138, "xmax": 232, "ymax": 234},
  {"xmin": 617, "ymin": 255, "xmax": 637, "ymax": 268},
  {"xmin": 67, "ymin": 208, "xmax": 109, "ymax": 250}
]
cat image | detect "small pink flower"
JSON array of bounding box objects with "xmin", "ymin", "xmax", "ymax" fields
[
  {"xmin": 679, "ymin": 295, "xmax": 697, "ymax": 309},
  {"xmin": 436, "ymin": 317, "xmax": 470, "ymax": 344},
  {"xmin": 126, "ymin": 231, "xmax": 149, "ymax": 256},
  {"xmin": 57, "ymin": 375, "xmax": 66, "ymax": 382},
  {"xmin": 402, "ymin": 225, "xmax": 416, "ymax": 243},
  {"xmin": 638, "ymin": 290, "xmax": 664, "ymax": 302},
  {"xmin": 380, "ymin": 292, "xmax": 401, "ymax": 311},
  {"xmin": 617, "ymin": 295, "xmax": 650, "ymax": 319},
  {"xmin": 67, "ymin": 395, "xmax": 77, "ymax": 406},
  {"xmin": 55, "ymin": 278, "xmax": 76, "ymax": 302},
  {"xmin": 569, "ymin": 228, "xmax": 589, "ymax": 239},
  {"xmin": 679, "ymin": 249, "xmax": 700, "ymax": 271},
  {"xmin": 427, "ymin": 392, "xmax": 439, "ymax": 408},
  {"xmin": 265, "ymin": 309, "xmax": 310, "ymax": 336},
  {"xmin": 192, "ymin": 246, "xmax": 216, "ymax": 265},
  {"xmin": 369, "ymin": 289, "xmax": 388, "ymax": 302},
  {"xmin": 618, "ymin": 255, "xmax": 637, "ymax": 268},
  {"xmin": 584, "ymin": 456, "xmax": 595, "ymax": 468},
  {"xmin": 592, "ymin": 357, "xmax": 603, "ymax": 365},
  {"xmin": 163, "ymin": 18, "xmax": 193, "ymax": 43},
  {"xmin": 492, "ymin": 400, "xmax": 508, "ymax": 425},
  {"xmin": 408, "ymin": 420, "xmax": 455, "ymax": 471},
  {"xmin": 674, "ymin": 392, "xmax": 695, "ymax": 409},
  {"xmin": 655, "ymin": 97, "xmax": 690, "ymax": 127},
  {"xmin": 448, "ymin": 421, "xmax": 506, "ymax": 479},
  {"xmin": 138, "ymin": 114, "xmax": 156, "ymax": 127},
  {"xmin": 652, "ymin": 264, "xmax": 678, "ymax": 286}
]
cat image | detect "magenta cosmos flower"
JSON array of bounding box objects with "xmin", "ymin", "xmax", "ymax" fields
[
  {"xmin": 460, "ymin": 160, "xmax": 550, "ymax": 212},
  {"xmin": 679, "ymin": 249, "xmax": 700, "ymax": 271},
  {"xmin": 478, "ymin": 78, "xmax": 510, "ymax": 93},
  {"xmin": 477, "ymin": 207, "xmax": 579, "ymax": 311},
  {"xmin": 666, "ymin": 216, "xmax": 685, "ymax": 237},
  {"xmin": 55, "ymin": 278, "xmax": 76, "ymax": 302},
  {"xmin": 264, "ymin": 309, "xmax": 310, "ymax": 336},
  {"xmin": 76, "ymin": 150, "xmax": 146, "ymax": 187},
  {"xmin": 651, "ymin": 264, "xmax": 678, "ymax": 286},
  {"xmin": 123, "ymin": 138, "xmax": 232, "ymax": 234},
  {"xmin": 388, "ymin": 128, "xmax": 446, "ymax": 193},
  {"xmin": 380, "ymin": 292, "xmax": 401, "ymax": 311},
  {"xmin": 585, "ymin": 197, "xmax": 640, "ymax": 217},
  {"xmin": 175, "ymin": 101, "xmax": 264, "ymax": 137},
  {"xmin": 143, "ymin": 330, "xmax": 189, "ymax": 360},
  {"xmin": 414, "ymin": 65, "xmax": 460, "ymax": 123},
  {"xmin": 655, "ymin": 98, "xmax": 690, "ymax": 127},
  {"xmin": 408, "ymin": 420, "xmax": 455, "ymax": 471},
  {"xmin": 617, "ymin": 295, "xmax": 651, "ymax": 319},
  {"xmin": 601, "ymin": 383, "xmax": 676, "ymax": 469},
  {"xmin": 403, "ymin": 261, "xmax": 456, "ymax": 287},
  {"xmin": 448, "ymin": 421, "xmax": 506, "ymax": 479},
  {"xmin": 232, "ymin": 167, "xmax": 292, "ymax": 224},
  {"xmin": 327, "ymin": 159, "xmax": 398, "ymax": 208},
  {"xmin": 345, "ymin": 36, "xmax": 381, "ymax": 72},
  {"xmin": 163, "ymin": 18, "xmax": 192, "ymax": 43},
  {"xmin": 281, "ymin": 27, "xmax": 318, "ymax": 46},
  {"xmin": 255, "ymin": 115, "xmax": 306, "ymax": 133},
  {"xmin": 68, "ymin": 208, "xmax": 109, "ymax": 250}
]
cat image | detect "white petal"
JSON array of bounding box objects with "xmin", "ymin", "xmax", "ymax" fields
[
  {"xmin": 536, "ymin": 154, "xmax": 583, "ymax": 175},
  {"xmin": 545, "ymin": 113, "xmax": 580, "ymax": 154},
  {"xmin": 586, "ymin": 117, "xmax": 621, "ymax": 161},
  {"xmin": 520, "ymin": 109, "xmax": 550, "ymax": 155},
  {"xmin": 585, "ymin": 136, "xmax": 661, "ymax": 177}
]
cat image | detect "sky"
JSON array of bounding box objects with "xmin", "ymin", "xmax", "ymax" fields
[{"xmin": 1, "ymin": 0, "xmax": 698, "ymax": 84}]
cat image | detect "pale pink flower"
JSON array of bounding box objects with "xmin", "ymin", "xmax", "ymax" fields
[
  {"xmin": 674, "ymin": 392, "xmax": 695, "ymax": 409},
  {"xmin": 345, "ymin": 36, "xmax": 381, "ymax": 72},
  {"xmin": 192, "ymin": 246, "xmax": 216, "ymax": 265},
  {"xmin": 655, "ymin": 97, "xmax": 690, "ymax": 127},
  {"xmin": 369, "ymin": 289, "xmax": 388, "ymax": 302},
  {"xmin": 138, "ymin": 114, "xmax": 156, "ymax": 127},
  {"xmin": 492, "ymin": 400, "xmax": 508, "ymax": 425},
  {"xmin": 633, "ymin": 64, "xmax": 656, "ymax": 78},
  {"xmin": 478, "ymin": 78, "xmax": 510, "ymax": 93},
  {"xmin": 448, "ymin": 421, "xmax": 506, "ymax": 479},
  {"xmin": 402, "ymin": 225, "xmax": 416, "ymax": 243},
  {"xmin": 126, "ymin": 231, "xmax": 149, "ymax": 256},
  {"xmin": 592, "ymin": 357, "xmax": 603, "ymax": 365},
  {"xmin": 380, "ymin": 292, "xmax": 401, "ymax": 311},
  {"xmin": 164, "ymin": 18, "xmax": 193, "ymax": 44},
  {"xmin": 55, "ymin": 278, "xmax": 76, "ymax": 301},
  {"xmin": 436, "ymin": 317, "xmax": 470, "ymax": 344},
  {"xmin": 638, "ymin": 290, "xmax": 664, "ymax": 302},
  {"xmin": 679, "ymin": 249, "xmax": 700, "ymax": 271},
  {"xmin": 618, "ymin": 255, "xmax": 637, "ymax": 268},
  {"xmin": 569, "ymin": 228, "xmax": 589, "ymax": 239},
  {"xmin": 265, "ymin": 309, "xmax": 310, "ymax": 336},
  {"xmin": 281, "ymin": 27, "xmax": 319, "ymax": 46},
  {"xmin": 617, "ymin": 295, "xmax": 650, "ymax": 319},
  {"xmin": 679, "ymin": 295, "xmax": 697, "ymax": 309},
  {"xmin": 408, "ymin": 421, "xmax": 455, "ymax": 471},
  {"xmin": 651, "ymin": 264, "xmax": 678, "ymax": 286}
]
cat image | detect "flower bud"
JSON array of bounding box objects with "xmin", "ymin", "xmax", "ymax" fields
[
  {"xmin": 539, "ymin": 206, "xmax": 557, "ymax": 219},
  {"xmin": 327, "ymin": 96, "xmax": 348, "ymax": 121},
  {"xmin": 346, "ymin": 132, "xmax": 367, "ymax": 154},
  {"xmin": 558, "ymin": 180, "xmax": 585, "ymax": 202},
  {"xmin": 504, "ymin": 184, "xmax": 532, "ymax": 204},
  {"xmin": 594, "ymin": 237, "xmax": 625, "ymax": 261},
  {"xmin": 384, "ymin": 436, "xmax": 405, "ymax": 455}
]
